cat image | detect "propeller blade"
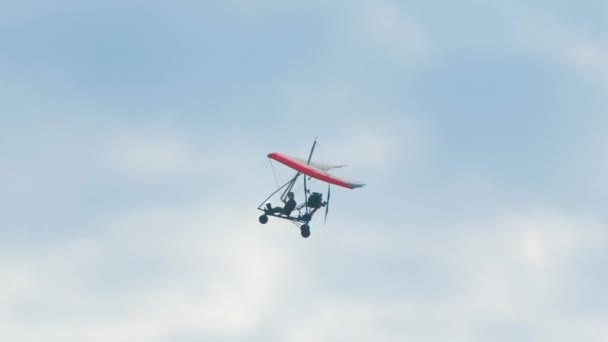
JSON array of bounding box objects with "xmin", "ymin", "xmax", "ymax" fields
[{"xmin": 324, "ymin": 184, "xmax": 331, "ymax": 224}]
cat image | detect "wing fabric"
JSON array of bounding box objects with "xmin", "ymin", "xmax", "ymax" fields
[
  {"xmin": 268, "ymin": 152, "xmax": 365, "ymax": 189},
  {"xmin": 290, "ymin": 156, "xmax": 345, "ymax": 172}
]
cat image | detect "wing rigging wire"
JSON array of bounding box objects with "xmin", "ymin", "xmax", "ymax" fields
[
  {"xmin": 269, "ymin": 158, "xmax": 280, "ymax": 188},
  {"xmin": 270, "ymin": 157, "xmax": 309, "ymax": 195}
]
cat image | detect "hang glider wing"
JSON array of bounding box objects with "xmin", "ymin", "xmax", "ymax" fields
[{"xmin": 268, "ymin": 152, "xmax": 365, "ymax": 189}]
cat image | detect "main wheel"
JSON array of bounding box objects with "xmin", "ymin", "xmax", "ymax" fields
[
  {"xmin": 300, "ymin": 224, "xmax": 310, "ymax": 238},
  {"xmin": 259, "ymin": 215, "xmax": 268, "ymax": 224}
]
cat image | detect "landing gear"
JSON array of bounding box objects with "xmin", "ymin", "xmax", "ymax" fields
[
  {"xmin": 300, "ymin": 224, "xmax": 310, "ymax": 238},
  {"xmin": 258, "ymin": 213, "xmax": 311, "ymax": 238}
]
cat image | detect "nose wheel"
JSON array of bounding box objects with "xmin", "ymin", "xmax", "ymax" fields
[
  {"xmin": 300, "ymin": 224, "xmax": 310, "ymax": 238},
  {"xmin": 259, "ymin": 215, "xmax": 268, "ymax": 224}
]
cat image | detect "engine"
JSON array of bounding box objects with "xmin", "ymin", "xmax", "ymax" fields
[{"xmin": 307, "ymin": 192, "xmax": 323, "ymax": 209}]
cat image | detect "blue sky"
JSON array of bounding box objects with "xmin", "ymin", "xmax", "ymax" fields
[{"xmin": 1, "ymin": 1, "xmax": 607, "ymax": 341}]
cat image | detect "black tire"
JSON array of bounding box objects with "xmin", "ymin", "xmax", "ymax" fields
[
  {"xmin": 259, "ymin": 215, "xmax": 268, "ymax": 224},
  {"xmin": 300, "ymin": 224, "xmax": 310, "ymax": 238}
]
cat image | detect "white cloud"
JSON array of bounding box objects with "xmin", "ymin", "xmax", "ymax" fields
[
  {"xmin": 278, "ymin": 299, "xmax": 382, "ymax": 342},
  {"xmin": 319, "ymin": 118, "xmax": 430, "ymax": 170},
  {"xmin": 2, "ymin": 151, "xmax": 606, "ymax": 342},
  {"xmin": 0, "ymin": 203, "xmax": 298, "ymax": 342},
  {"xmin": 102, "ymin": 130, "xmax": 198, "ymax": 181},
  {"xmin": 96, "ymin": 120, "xmax": 270, "ymax": 194},
  {"xmin": 276, "ymin": 210, "xmax": 607, "ymax": 342},
  {"xmin": 517, "ymin": 9, "xmax": 608, "ymax": 89},
  {"xmin": 357, "ymin": 1, "xmax": 432, "ymax": 65},
  {"xmin": 450, "ymin": 212, "xmax": 606, "ymax": 340},
  {"xmin": 0, "ymin": 261, "xmax": 36, "ymax": 306}
]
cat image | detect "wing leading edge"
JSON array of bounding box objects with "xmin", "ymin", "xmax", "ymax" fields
[{"xmin": 268, "ymin": 152, "xmax": 365, "ymax": 189}]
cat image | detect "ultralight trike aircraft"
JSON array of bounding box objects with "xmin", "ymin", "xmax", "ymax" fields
[{"xmin": 257, "ymin": 139, "xmax": 365, "ymax": 238}]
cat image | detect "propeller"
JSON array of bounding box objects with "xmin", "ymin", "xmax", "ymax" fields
[{"xmin": 324, "ymin": 184, "xmax": 331, "ymax": 224}]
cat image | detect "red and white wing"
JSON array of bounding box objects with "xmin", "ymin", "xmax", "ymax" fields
[{"xmin": 268, "ymin": 152, "xmax": 365, "ymax": 189}]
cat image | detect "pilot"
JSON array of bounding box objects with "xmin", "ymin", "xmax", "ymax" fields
[{"xmin": 266, "ymin": 191, "xmax": 296, "ymax": 216}]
